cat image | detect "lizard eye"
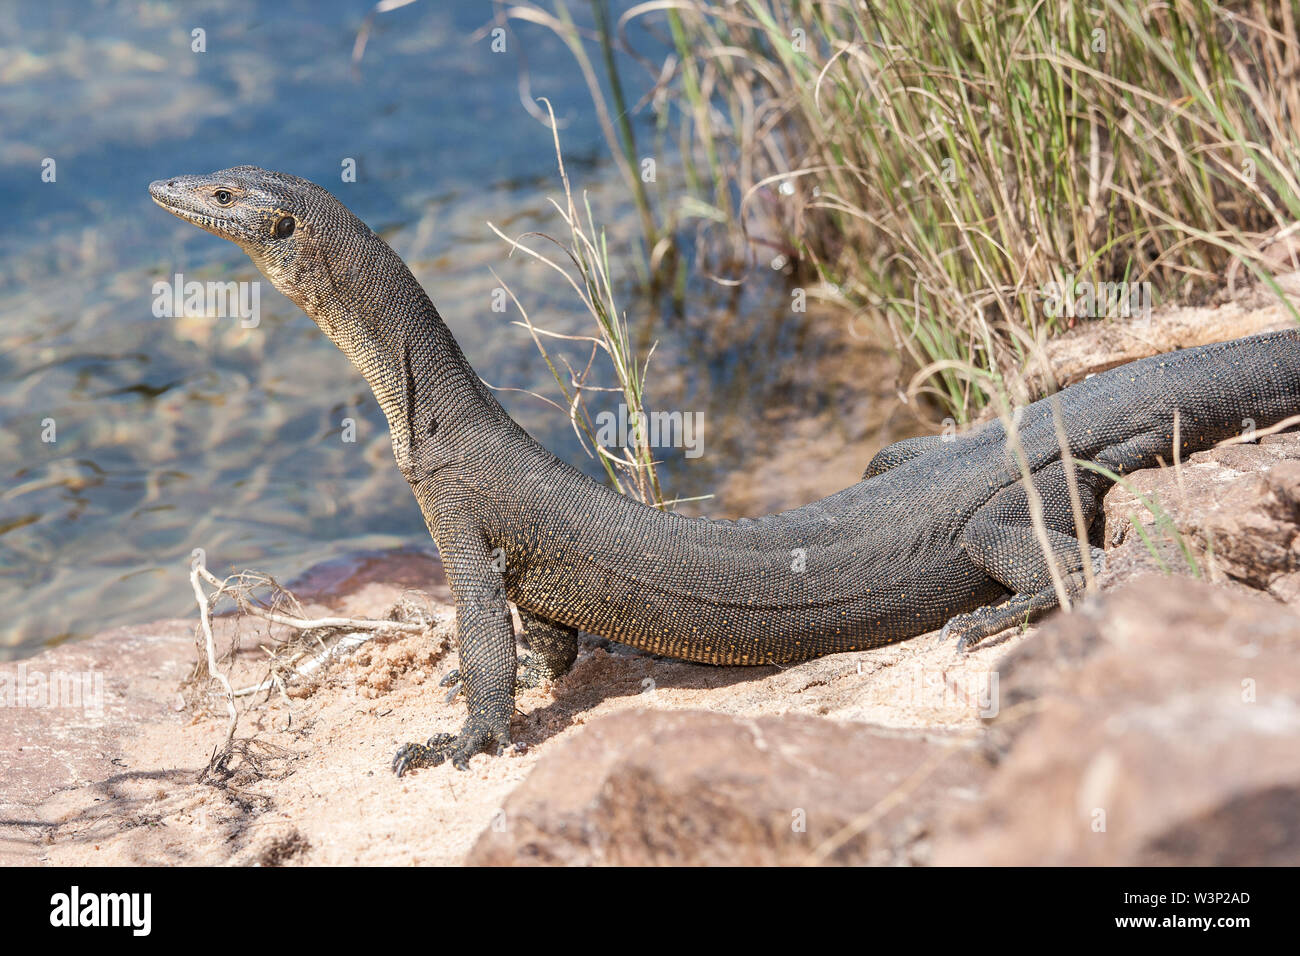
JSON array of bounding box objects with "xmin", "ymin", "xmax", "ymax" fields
[
  {"xmin": 274, "ymin": 216, "xmax": 296, "ymax": 239},
  {"xmin": 213, "ymin": 189, "xmax": 234, "ymax": 206}
]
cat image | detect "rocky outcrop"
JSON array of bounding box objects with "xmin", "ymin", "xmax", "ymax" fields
[
  {"xmin": 467, "ymin": 710, "xmax": 990, "ymax": 866},
  {"xmin": 1041, "ymin": 273, "xmax": 1300, "ymax": 386},
  {"xmin": 934, "ymin": 433, "xmax": 1300, "ymax": 865},
  {"xmin": 1102, "ymin": 433, "xmax": 1300, "ymax": 602},
  {"xmin": 934, "ymin": 577, "xmax": 1300, "ymax": 865}
]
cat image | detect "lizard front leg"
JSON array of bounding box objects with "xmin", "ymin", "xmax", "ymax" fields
[{"xmin": 393, "ymin": 531, "xmax": 516, "ymax": 775}]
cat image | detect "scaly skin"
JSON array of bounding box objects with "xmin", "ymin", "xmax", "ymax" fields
[{"xmin": 150, "ymin": 167, "xmax": 1300, "ymax": 773}]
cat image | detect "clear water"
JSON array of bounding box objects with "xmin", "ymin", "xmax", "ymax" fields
[{"xmin": 0, "ymin": 0, "xmax": 913, "ymax": 659}]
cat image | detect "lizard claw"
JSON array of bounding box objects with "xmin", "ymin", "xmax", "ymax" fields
[
  {"xmin": 938, "ymin": 620, "xmax": 978, "ymax": 652},
  {"xmin": 941, "ymin": 606, "xmax": 996, "ymax": 653},
  {"xmin": 439, "ymin": 668, "xmax": 464, "ymax": 703},
  {"xmin": 392, "ymin": 719, "xmax": 511, "ymax": 776}
]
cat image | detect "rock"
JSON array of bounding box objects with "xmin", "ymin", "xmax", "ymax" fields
[
  {"xmin": 466, "ymin": 710, "xmax": 990, "ymax": 866},
  {"xmin": 287, "ymin": 545, "xmax": 452, "ymax": 616},
  {"xmin": 933, "ymin": 577, "xmax": 1300, "ymax": 865},
  {"xmin": 1101, "ymin": 433, "xmax": 1300, "ymax": 602},
  {"xmin": 1042, "ymin": 276, "xmax": 1300, "ymax": 387},
  {"xmin": 0, "ymin": 619, "xmax": 195, "ymax": 863}
]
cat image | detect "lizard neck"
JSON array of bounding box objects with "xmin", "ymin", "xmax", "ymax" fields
[{"xmin": 266, "ymin": 229, "xmax": 523, "ymax": 482}]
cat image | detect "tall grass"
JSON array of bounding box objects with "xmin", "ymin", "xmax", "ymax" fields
[
  {"xmin": 606, "ymin": 0, "xmax": 1300, "ymax": 420},
  {"xmin": 490, "ymin": 98, "xmax": 670, "ymax": 508}
]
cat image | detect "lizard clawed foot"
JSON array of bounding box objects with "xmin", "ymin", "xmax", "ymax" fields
[
  {"xmin": 941, "ymin": 610, "xmax": 994, "ymax": 653},
  {"xmin": 942, "ymin": 601, "xmax": 1029, "ymax": 653},
  {"xmin": 439, "ymin": 652, "xmax": 560, "ymax": 703},
  {"xmin": 946, "ymin": 551, "xmax": 1109, "ymax": 652},
  {"xmin": 955, "ymin": 626, "xmax": 996, "ymax": 654},
  {"xmin": 392, "ymin": 719, "xmax": 511, "ymax": 776}
]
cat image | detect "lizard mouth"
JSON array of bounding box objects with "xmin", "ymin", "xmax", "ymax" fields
[
  {"xmin": 149, "ymin": 178, "xmax": 205, "ymax": 224},
  {"xmin": 149, "ymin": 177, "xmax": 244, "ymax": 244},
  {"xmin": 148, "ymin": 178, "xmax": 186, "ymax": 211}
]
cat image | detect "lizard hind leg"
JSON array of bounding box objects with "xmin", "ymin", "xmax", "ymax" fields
[
  {"xmin": 439, "ymin": 608, "xmax": 578, "ymax": 699},
  {"xmin": 515, "ymin": 609, "xmax": 579, "ymax": 688},
  {"xmin": 946, "ymin": 460, "xmax": 1107, "ymax": 650},
  {"xmin": 939, "ymin": 564, "xmax": 1101, "ymax": 652}
]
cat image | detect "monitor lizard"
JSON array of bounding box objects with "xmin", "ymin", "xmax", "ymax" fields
[{"xmin": 149, "ymin": 167, "xmax": 1300, "ymax": 773}]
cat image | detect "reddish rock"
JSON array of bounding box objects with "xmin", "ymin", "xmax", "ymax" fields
[
  {"xmin": 0, "ymin": 619, "xmax": 195, "ymax": 863},
  {"xmin": 1102, "ymin": 433, "xmax": 1300, "ymax": 602},
  {"xmin": 1042, "ymin": 284, "xmax": 1298, "ymax": 388},
  {"xmin": 467, "ymin": 710, "xmax": 990, "ymax": 866},
  {"xmin": 287, "ymin": 545, "xmax": 450, "ymax": 607},
  {"xmin": 934, "ymin": 577, "xmax": 1300, "ymax": 865}
]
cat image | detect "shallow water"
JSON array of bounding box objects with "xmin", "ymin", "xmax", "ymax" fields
[{"xmin": 0, "ymin": 1, "xmax": 920, "ymax": 658}]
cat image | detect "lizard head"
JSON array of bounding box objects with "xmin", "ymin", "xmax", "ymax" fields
[
  {"xmin": 148, "ymin": 165, "xmax": 461, "ymax": 452},
  {"xmin": 148, "ymin": 166, "xmax": 378, "ymax": 323}
]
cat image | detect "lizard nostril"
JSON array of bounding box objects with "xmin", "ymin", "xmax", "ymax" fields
[{"xmin": 167, "ymin": 181, "xmax": 175, "ymax": 187}]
